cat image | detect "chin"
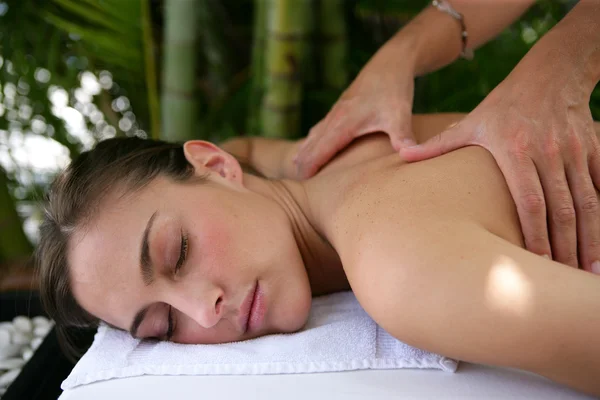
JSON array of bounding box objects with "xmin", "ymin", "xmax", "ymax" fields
[{"xmin": 285, "ymin": 291, "xmax": 313, "ymax": 333}]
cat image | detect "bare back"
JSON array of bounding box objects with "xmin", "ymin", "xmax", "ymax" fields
[
  {"xmin": 312, "ymin": 114, "xmax": 525, "ymax": 252},
  {"xmin": 304, "ymin": 115, "xmax": 600, "ymax": 396}
]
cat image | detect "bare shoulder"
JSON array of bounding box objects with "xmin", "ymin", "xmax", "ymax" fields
[{"xmin": 316, "ymin": 113, "xmax": 467, "ymax": 177}]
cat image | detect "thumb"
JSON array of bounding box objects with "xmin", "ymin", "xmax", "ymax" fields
[
  {"xmin": 389, "ymin": 117, "xmax": 417, "ymax": 152},
  {"xmin": 399, "ymin": 123, "xmax": 471, "ymax": 162}
]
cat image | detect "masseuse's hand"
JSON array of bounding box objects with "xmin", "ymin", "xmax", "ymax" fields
[
  {"xmin": 400, "ymin": 66, "xmax": 600, "ymax": 273},
  {"xmin": 293, "ymin": 47, "xmax": 417, "ymax": 179}
]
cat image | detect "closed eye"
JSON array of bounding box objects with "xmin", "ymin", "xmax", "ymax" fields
[{"xmin": 175, "ymin": 231, "xmax": 188, "ymax": 273}]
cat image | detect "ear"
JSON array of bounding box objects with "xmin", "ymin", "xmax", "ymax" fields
[{"xmin": 183, "ymin": 140, "xmax": 243, "ymax": 184}]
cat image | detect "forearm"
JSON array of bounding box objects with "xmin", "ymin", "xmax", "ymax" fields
[
  {"xmin": 514, "ymin": 0, "xmax": 600, "ymax": 95},
  {"xmin": 375, "ymin": 1, "xmax": 534, "ymax": 76},
  {"xmin": 220, "ymin": 137, "xmax": 299, "ymax": 179}
]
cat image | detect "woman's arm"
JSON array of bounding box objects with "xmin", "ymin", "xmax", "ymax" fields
[
  {"xmin": 401, "ymin": 1, "xmax": 600, "ymax": 271},
  {"xmin": 220, "ymin": 137, "xmax": 301, "ymax": 179},
  {"xmin": 342, "ymin": 213, "xmax": 600, "ymax": 396},
  {"xmin": 401, "ymin": 0, "xmax": 535, "ymax": 76},
  {"xmin": 221, "ymin": 114, "xmax": 468, "ymax": 179},
  {"xmin": 292, "ymin": 1, "xmax": 534, "ymax": 177}
]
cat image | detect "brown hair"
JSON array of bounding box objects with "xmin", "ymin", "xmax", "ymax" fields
[{"xmin": 36, "ymin": 137, "xmax": 200, "ymax": 360}]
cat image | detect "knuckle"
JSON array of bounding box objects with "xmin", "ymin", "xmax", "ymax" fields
[
  {"xmin": 587, "ymin": 237, "xmax": 600, "ymax": 254},
  {"xmin": 542, "ymin": 140, "xmax": 561, "ymax": 159},
  {"xmin": 566, "ymin": 130, "xmax": 584, "ymax": 149},
  {"xmin": 508, "ymin": 148, "xmax": 531, "ymax": 168},
  {"xmin": 519, "ymin": 192, "xmax": 545, "ymax": 215},
  {"xmin": 580, "ymin": 194, "xmax": 599, "ymax": 215},
  {"xmin": 589, "ymin": 141, "xmax": 600, "ymax": 161},
  {"xmin": 525, "ymin": 237, "xmax": 549, "ymax": 256},
  {"xmin": 511, "ymin": 135, "xmax": 531, "ymax": 155},
  {"xmin": 552, "ymin": 205, "xmax": 576, "ymax": 226}
]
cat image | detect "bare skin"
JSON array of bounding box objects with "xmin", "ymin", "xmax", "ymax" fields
[
  {"xmin": 68, "ymin": 114, "xmax": 600, "ymax": 396},
  {"xmin": 222, "ymin": 113, "xmax": 600, "ymax": 396}
]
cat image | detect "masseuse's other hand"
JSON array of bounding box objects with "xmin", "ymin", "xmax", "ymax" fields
[
  {"xmin": 400, "ymin": 71, "xmax": 600, "ymax": 273},
  {"xmin": 293, "ymin": 51, "xmax": 416, "ymax": 179}
]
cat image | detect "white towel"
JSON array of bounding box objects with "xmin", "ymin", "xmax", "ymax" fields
[{"xmin": 62, "ymin": 291, "xmax": 458, "ymax": 389}]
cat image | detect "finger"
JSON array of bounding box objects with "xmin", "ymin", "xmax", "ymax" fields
[
  {"xmin": 586, "ymin": 139, "xmax": 600, "ymax": 274},
  {"xmin": 566, "ymin": 159, "xmax": 600, "ymax": 272},
  {"xmin": 501, "ymin": 154, "xmax": 552, "ymax": 259},
  {"xmin": 294, "ymin": 119, "xmax": 327, "ymax": 163},
  {"xmin": 295, "ymin": 123, "xmax": 358, "ymax": 179},
  {"xmin": 399, "ymin": 123, "xmax": 473, "ymax": 163},
  {"xmin": 589, "ymin": 140, "xmax": 600, "ymax": 191},
  {"xmin": 540, "ymin": 164, "xmax": 578, "ymax": 268},
  {"xmin": 388, "ymin": 109, "xmax": 417, "ymax": 152}
]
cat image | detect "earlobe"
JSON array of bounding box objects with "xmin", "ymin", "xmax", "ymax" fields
[{"xmin": 183, "ymin": 140, "xmax": 243, "ymax": 184}]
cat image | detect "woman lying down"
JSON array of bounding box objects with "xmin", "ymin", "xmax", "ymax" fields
[{"xmin": 37, "ymin": 113, "xmax": 600, "ymax": 396}]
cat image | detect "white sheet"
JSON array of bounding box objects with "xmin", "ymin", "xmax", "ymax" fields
[{"xmin": 59, "ymin": 362, "xmax": 594, "ymax": 399}]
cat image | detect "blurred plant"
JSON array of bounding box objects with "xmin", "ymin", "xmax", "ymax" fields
[{"xmin": 0, "ymin": 0, "xmax": 598, "ymax": 265}]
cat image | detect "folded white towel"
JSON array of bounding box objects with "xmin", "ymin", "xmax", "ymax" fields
[{"xmin": 62, "ymin": 291, "xmax": 458, "ymax": 389}]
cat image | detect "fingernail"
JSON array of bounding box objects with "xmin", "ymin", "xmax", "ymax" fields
[
  {"xmin": 543, "ymin": 254, "xmax": 550, "ymax": 259},
  {"xmin": 592, "ymin": 260, "xmax": 600, "ymax": 274}
]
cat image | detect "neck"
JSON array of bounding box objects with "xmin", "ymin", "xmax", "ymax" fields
[{"xmin": 242, "ymin": 174, "xmax": 349, "ymax": 296}]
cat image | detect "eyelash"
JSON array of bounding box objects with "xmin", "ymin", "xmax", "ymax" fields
[
  {"xmin": 166, "ymin": 231, "xmax": 188, "ymax": 341},
  {"xmin": 175, "ymin": 231, "xmax": 189, "ymax": 273},
  {"xmin": 166, "ymin": 306, "xmax": 175, "ymax": 340}
]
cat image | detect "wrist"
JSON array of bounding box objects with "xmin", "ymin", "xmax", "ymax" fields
[
  {"xmin": 505, "ymin": 47, "xmax": 592, "ymax": 112},
  {"xmin": 525, "ymin": 1, "xmax": 600, "ymax": 96},
  {"xmin": 403, "ymin": 5, "xmax": 463, "ymax": 76},
  {"xmin": 366, "ymin": 32, "xmax": 420, "ymax": 78},
  {"xmin": 521, "ymin": 33, "xmax": 599, "ymax": 101}
]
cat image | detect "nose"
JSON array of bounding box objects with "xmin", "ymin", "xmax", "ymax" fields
[{"xmin": 171, "ymin": 286, "xmax": 225, "ymax": 329}]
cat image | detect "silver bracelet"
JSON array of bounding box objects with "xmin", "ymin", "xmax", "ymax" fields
[{"xmin": 432, "ymin": 0, "xmax": 474, "ymax": 60}]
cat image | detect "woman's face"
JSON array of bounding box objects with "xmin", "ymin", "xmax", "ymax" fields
[{"xmin": 68, "ymin": 141, "xmax": 312, "ymax": 344}]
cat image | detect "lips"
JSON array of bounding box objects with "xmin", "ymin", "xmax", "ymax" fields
[{"xmin": 238, "ymin": 282, "xmax": 257, "ymax": 334}]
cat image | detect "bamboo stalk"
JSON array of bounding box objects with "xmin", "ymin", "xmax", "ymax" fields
[
  {"xmin": 161, "ymin": 0, "xmax": 199, "ymax": 141},
  {"xmin": 247, "ymin": 0, "xmax": 267, "ymax": 136},
  {"xmin": 141, "ymin": 0, "xmax": 160, "ymax": 139},
  {"xmin": 319, "ymin": 0, "xmax": 347, "ymax": 90},
  {"xmin": 0, "ymin": 169, "xmax": 32, "ymax": 263},
  {"xmin": 198, "ymin": 0, "xmax": 233, "ymax": 104},
  {"xmin": 261, "ymin": 0, "xmax": 312, "ymax": 138}
]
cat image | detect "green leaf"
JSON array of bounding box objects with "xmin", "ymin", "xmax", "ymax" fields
[{"xmin": 52, "ymin": 0, "xmax": 133, "ymax": 36}]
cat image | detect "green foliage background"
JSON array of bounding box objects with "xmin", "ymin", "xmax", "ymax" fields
[{"xmin": 0, "ymin": 0, "xmax": 598, "ymax": 261}]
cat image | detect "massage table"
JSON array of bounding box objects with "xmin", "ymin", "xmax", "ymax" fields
[{"xmin": 58, "ymin": 363, "xmax": 594, "ymax": 399}]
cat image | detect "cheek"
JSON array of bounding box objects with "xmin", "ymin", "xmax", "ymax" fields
[{"xmin": 190, "ymin": 215, "xmax": 239, "ymax": 276}]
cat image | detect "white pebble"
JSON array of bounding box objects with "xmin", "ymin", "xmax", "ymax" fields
[
  {"xmin": 0, "ymin": 329, "xmax": 10, "ymax": 347},
  {"xmin": 0, "ymin": 368, "xmax": 21, "ymax": 388},
  {"xmin": 0, "ymin": 323, "xmax": 14, "ymax": 334},
  {"xmin": 30, "ymin": 337, "xmax": 43, "ymax": 351},
  {"xmin": 12, "ymin": 316, "xmax": 32, "ymax": 334},
  {"xmin": 32, "ymin": 316, "xmax": 50, "ymax": 328},
  {"xmin": 10, "ymin": 331, "xmax": 31, "ymax": 346},
  {"xmin": 0, "ymin": 344, "xmax": 21, "ymax": 360},
  {"xmin": 0, "ymin": 357, "xmax": 25, "ymax": 370},
  {"xmin": 22, "ymin": 348, "xmax": 34, "ymax": 362},
  {"xmin": 33, "ymin": 324, "xmax": 51, "ymax": 338}
]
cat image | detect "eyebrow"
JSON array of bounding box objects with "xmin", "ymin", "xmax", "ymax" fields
[{"xmin": 140, "ymin": 211, "xmax": 158, "ymax": 286}]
